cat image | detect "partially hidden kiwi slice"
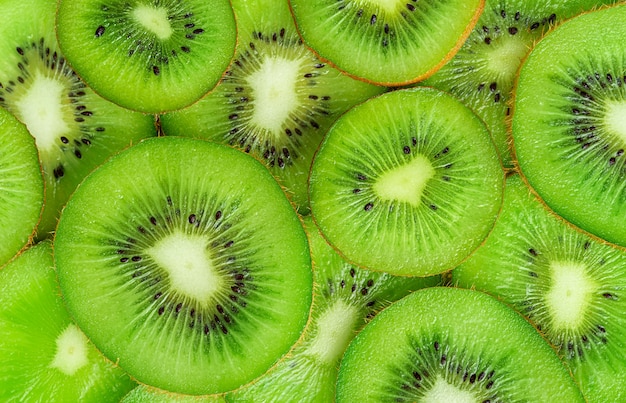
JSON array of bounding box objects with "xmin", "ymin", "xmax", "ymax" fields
[
  {"xmin": 0, "ymin": 241, "xmax": 136, "ymax": 402},
  {"xmin": 309, "ymin": 87, "xmax": 504, "ymax": 276},
  {"xmin": 0, "ymin": 106, "xmax": 43, "ymax": 267},
  {"xmin": 422, "ymin": 0, "xmax": 614, "ymax": 167},
  {"xmin": 54, "ymin": 137, "xmax": 313, "ymax": 395},
  {"xmin": 56, "ymin": 0, "xmax": 237, "ymax": 113},
  {"xmin": 160, "ymin": 0, "xmax": 384, "ymax": 214},
  {"xmin": 453, "ymin": 173, "xmax": 626, "ymax": 402},
  {"xmin": 511, "ymin": 3, "xmax": 626, "ymax": 247},
  {"xmin": 0, "ymin": 0, "xmax": 156, "ymax": 238},
  {"xmin": 228, "ymin": 216, "xmax": 441, "ymax": 402},
  {"xmin": 121, "ymin": 385, "xmax": 226, "ymax": 403},
  {"xmin": 288, "ymin": 0, "xmax": 485, "ymax": 85},
  {"xmin": 336, "ymin": 287, "xmax": 585, "ymax": 402}
]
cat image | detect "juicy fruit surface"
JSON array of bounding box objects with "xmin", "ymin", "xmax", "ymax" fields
[
  {"xmin": 0, "ymin": 242, "xmax": 135, "ymax": 402},
  {"xmin": 336, "ymin": 287, "xmax": 585, "ymax": 402},
  {"xmin": 454, "ymin": 174, "xmax": 626, "ymax": 402},
  {"xmin": 0, "ymin": 106, "xmax": 43, "ymax": 266},
  {"xmin": 289, "ymin": 0, "xmax": 484, "ymax": 84},
  {"xmin": 309, "ymin": 87, "xmax": 504, "ymax": 276},
  {"xmin": 56, "ymin": 0, "xmax": 237, "ymax": 113},
  {"xmin": 54, "ymin": 137, "xmax": 313, "ymax": 395},
  {"xmin": 512, "ymin": 3, "xmax": 626, "ymax": 247}
]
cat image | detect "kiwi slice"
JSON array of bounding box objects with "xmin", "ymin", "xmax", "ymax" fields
[
  {"xmin": 228, "ymin": 216, "xmax": 441, "ymax": 402},
  {"xmin": 422, "ymin": 0, "xmax": 613, "ymax": 167},
  {"xmin": 309, "ymin": 87, "xmax": 504, "ymax": 276},
  {"xmin": 121, "ymin": 385, "xmax": 226, "ymax": 403},
  {"xmin": 453, "ymin": 173, "xmax": 626, "ymax": 402},
  {"xmin": 56, "ymin": 0, "xmax": 237, "ymax": 113},
  {"xmin": 0, "ymin": 0, "xmax": 156, "ymax": 238},
  {"xmin": 0, "ymin": 241, "xmax": 136, "ymax": 402},
  {"xmin": 0, "ymin": 106, "xmax": 43, "ymax": 267},
  {"xmin": 288, "ymin": 0, "xmax": 485, "ymax": 85},
  {"xmin": 511, "ymin": 3, "xmax": 626, "ymax": 247},
  {"xmin": 336, "ymin": 286, "xmax": 585, "ymax": 402},
  {"xmin": 54, "ymin": 136, "xmax": 313, "ymax": 395},
  {"xmin": 160, "ymin": 0, "xmax": 384, "ymax": 214}
]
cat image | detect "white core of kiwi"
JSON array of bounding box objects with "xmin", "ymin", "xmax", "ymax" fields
[
  {"xmin": 373, "ymin": 154, "xmax": 435, "ymax": 207},
  {"xmin": 49, "ymin": 324, "xmax": 90, "ymax": 376},
  {"xmin": 546, "ymin": 261, "xmax": 597, "ymax": 330},
  {"xmin": 304, "ymin": 299, "xmax": 359, "ymax": 365},
  {"xmin": 423, "ymin": 376, "xmax": 477, "ymax": 402},
  {"xmin": 604, "ymin": 101, "xmax": 626, "ymax": 143},
  {"xmin": 247, "ymin": 57, "xmax": 303, "ymax": 135},
  {"xmin": 146, "ymin": 232, "xmax": 223, "ymax": 304},
  {"xmin": 15, "ymin": 74, "xmax": 71, "ymax": 151},
  {"xmin": 132, "ymin": 5, "xmax": 173, "ymax": 40},
  {"xmin": 485, "ymin": 36, "xmax": 529, "ymax": 81},
  {"xmin": 366, "ymin": 0, "xmax": 403, "ymax": 13}
]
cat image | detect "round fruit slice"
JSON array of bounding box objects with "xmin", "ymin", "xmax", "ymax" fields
[
  {"xmin": 0, "ymin": 106, "xmax": 43, "ymax": 267},
  {"xmin": 56, "ymin": 0, "xmax": 237, "ymax": 113},
  {"xmin": 54, "ymin": 137, "xmax": 313, "ymax": 395},
  {"xmin": 0, "ymin": 241, "xmax": 135, "ymax": 402},
  {"xmin": 512, "ymin": 3, "xmax": 626, "ymax": 247},
  {"xmin": 288, "ymin": 0, "xmax": 484, "ymax": 85},
  {"xmin": 336, "ymin": 287, "xmax": 585, "ymax": 402},
  {"xmin": 309, "ymin": 87, "xmax": 504, "ymax": 276}
]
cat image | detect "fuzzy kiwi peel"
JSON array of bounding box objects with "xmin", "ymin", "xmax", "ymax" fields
[{"xmin": 54, "ymin": 137, "xmax": 313, "ymax": 395}]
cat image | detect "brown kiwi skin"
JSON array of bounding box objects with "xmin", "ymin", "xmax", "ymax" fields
[{"xmin": 287, "ymin": 0, "xmax": 487, "ymax": 86}]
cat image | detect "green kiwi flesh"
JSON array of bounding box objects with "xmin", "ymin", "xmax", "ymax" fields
[
  {"xmin": 56, "ymin": 0, "xmax": 237, "ymax": 113},
  {"xmin": 453, "ymin": 174, "xmax": 626, "ymax": 402},
  {"xmin": 512, "ymin": 3, "xmax": 626, "ymax": 247},
  {"xmin": 336, "ymin": 287, "xmax": 585, "ymax": 402},
  {"xmin": 0, "ymin": 241, "xmax": 136, "ymax": 402},
  {"xmin": 309, "ymin": 87, "xmax": 504, "ymax": 276},
  {"xmin": 160, "ymin": 0, "xmax": 384, "ymax": 214},
  {"xmin": 0, "ymin": 106, "xmax": 43, "ymax": 267},
  {"xmin": 54, "ymin": 137, "xmax": 313, "ymax": 395},
  {"xmin": 288, "ymin": 0, "xmax": 484, "ymax": 85},
  {"xmin": 422, "ymin": 0, "xmax": 615, "ymax": 167},
  {"xmin": 228, "ymin": 216, "xmax": 441, "ymax": 402},
  {"xmin": 0, "ymin": 0, "xmax": 156, "ymax": 238},
  {"xmin": 121, "ymin": 385, "xmax": 226, "ymax": 403}
]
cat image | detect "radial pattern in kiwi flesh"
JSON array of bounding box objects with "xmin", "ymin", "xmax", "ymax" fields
[
  {"xmin": 0, "ymin": 241, "xmax": 136, "ymax": 402},
  {"xmin": 336, "ymin": 287, "xmax": 585, "ymax": 402},
  {"xmin": 453, "ymin": 174, "xmax": 626, "ymax": 402},
  {"xmin": 56, "ymin": 0, "xmax": 237, "ymax": 113},
  {"xmin": 288, "ymin": 0, "xmax": 485, "ymax": 85},
  {"xmin": 309, "ymin": 87, "xmax": 504, "ymax": 276},
  {"xmin": 54, "ymin": 137, "xmax": 313, "ymax": 395},
  {"xmin": 512, "ymin": 3, "xmax": 626, "ymax": 247}
]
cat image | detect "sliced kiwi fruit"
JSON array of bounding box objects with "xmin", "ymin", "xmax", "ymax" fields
[
  {"xmin": 511, "ymin": 3, "xmax": 626, "ymax": 247},
  {"xmin": 228, "ymin": 216, "xmax": 441, "ymax": 402},
  {"xmin": 121, "ymin": 385, "xmax": 226, "ymax": 403},
  {"xmin": 309, "ymin": 87, "xmax": 504, "ymax": 276},
  {"xmin": 453, "ymin": 173, "xmax": 626, "ymax": 402},
  {"xmin": 288, "ymin": 0, "xmax": 485, "ymax": 85},
  {"xmin": 0, "ymin": 106, "xmax": 44, "ymax": 267},
  {"xmin": 422, "ymin": 0, "xmax": 615, "ymax": 167},
  {"xmin": 54, "ymin": 136, "xmax": 313, "ymax": 395},
  {"xmin": 0, "ymin": 0, "xmax": 156, "ymax": 238},
  {"xmin": 0, "ymin": 241, "xmax": 136, "ymax": 402},
  {"xmin": 56, "ymin": 0, "xmax": 237, "ymax": 113},
  {"xmin": 160, "ymin": 0, "xmax": 384, "ymax": 214},
  {"xmin": 336, "ymin": 286, "xmax": 585, "ymax": 402}
]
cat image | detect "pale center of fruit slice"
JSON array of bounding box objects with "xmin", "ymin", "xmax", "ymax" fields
[
  {"xmin": 15, "ymin": 74, "xmax": 71, "ymax": 151},
  {"xmin": 133, "ymin": 5, "xmax": 173, "ymax": 40},
  {"xmin": 247, "ymin": 57, "xmax": 302, "ymax": 135},
  {"xmin": 604, "ymin": 101, "xmax": 626, "ymax": 144},
  {"xmin": 49, "ymin": 324, "xmax": 89, "ymax": 376},
  {"xmin": 147, "ymin": 232, "xmax": 222, "ymax": 304},
  {"xmin": 367, "ymin": 0, "xmax": 404, "ymax": 13},
  {"xmin": 545, "ymin": 261, "xmax": 597, "ymax": 330},
  {"xmin": 485, "ymin": 36, "xmax": 529, "ymax": 86},
  {"xmin": 421, "ymin": 375, "xmax": 476, "ymax": 403},
  {"xmin": 373, "ymin": 154, "xmax": 435, "ymax": 206},
  {"xmin": 304, "ymin": 299, "xmax": 359, "ymax": 364}
]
